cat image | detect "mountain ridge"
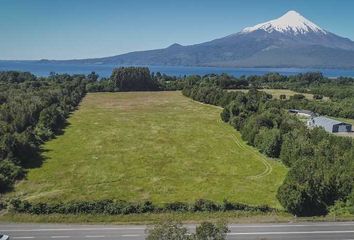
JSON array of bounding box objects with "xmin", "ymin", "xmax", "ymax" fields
[{"xmin": 40, "ymin": 10, "xmax": 354, "ymax": 69}]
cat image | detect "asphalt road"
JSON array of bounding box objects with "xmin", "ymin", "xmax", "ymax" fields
[{"xmin": 1, "ymin": 222, "xmax": 354, "ymax": 240}]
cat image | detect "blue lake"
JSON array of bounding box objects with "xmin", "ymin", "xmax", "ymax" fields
[{"xmin": 1, "ymin": 61, "xmax": 354, "ymax": 78}]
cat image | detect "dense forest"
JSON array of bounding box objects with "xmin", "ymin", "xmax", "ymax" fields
[
  {"xmin": 87, "ymin": 67, "xmax": 159, "ymax": 92},
  {"xmin": 0, "ymin": 71, "xmax": 86, "ymax": 192},
  {"xmin": 182, "ymin": 74, "xmax": 354, "ymax": 216}
]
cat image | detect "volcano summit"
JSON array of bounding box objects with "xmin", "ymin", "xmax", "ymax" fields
[{"xmin": 58, "ymin": 10, "xmax": 354, "ymax": 68}]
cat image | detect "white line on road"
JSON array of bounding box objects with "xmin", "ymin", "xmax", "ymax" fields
[
  {"xmin": 228, "ymin": 230, "xmax": 354, "ymax": 235},
  {"xmin": 2, "ymin": 227, "xmax": 145, "ymax": 232},
  {"xmin": 3, "ymin": 222, "xmax": 354, "ymax": 233},
  {"xmin": 121, "ymin": 234, "xmax": 141, "ymax": 237},
  {"xmin": 13, "ymin": 237, "xmax": 35, "ymax": 239},
  {"xmin": 228, "ymin": 223, "xmax": 354, "ymax": 228},
  {"xmin": 51, "ymin": 236, "xmax": 71, "ymax": 239}
]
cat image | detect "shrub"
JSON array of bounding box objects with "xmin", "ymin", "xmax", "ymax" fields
[
  {"xmin": 164, "ymin": 202, "xmax": 189, "ymax": 212},
  {"xmin": 0, "ymin": 160, "xmax": 24, "ymax": 192},
  {"xmin": 8, "ymin": 199, "xmax": 274, "ymax": 215},
  {"xmin": 194, "ymin": 221, "xmax": 229, "ymax": 240},
  {"xmin": 220, "ymin": 108, "xmax": 230, "ymax": 122},
  {"xmin": 146, "ymin": 220, "xmax": 189, "ymax": 240},
  {"xmin": 313, "ymin": 94, "xmax": 323, "ymax": 100},
  {"xmin": 145, "ymin": 220, "xmax": 229, "ymax": 240},
  {"xmin": 193, "ymin": 199, "xmax": 220, "ymax": 212},
  {"xmin": 291, "ymin": 94, "xmax": 306, "ymax": 100},
  {"xmin": 229, "ymin": 116, "xmax": 244, "ymax": 130},
  {"xmin": 0, "ymin": 200, "xmax": 6, "ymax": 211},
  {"xmin": 254, "ymin": 128, "xmax": 282, "ymax": 158}
]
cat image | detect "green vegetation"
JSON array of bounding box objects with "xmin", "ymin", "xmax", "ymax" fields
[
  {"xmin": 0, "ymin": 211, "xmax": 294, "ymax": 224},
  {"xmin": 336, "ymin": 117, "xmax": 354, "ymax": 126},
  {"xmin": 7, "ymin": 198, "xmax": 274, "ymax": 215},
  {"xmin": 88, "ymin": 70, "xmax": 354, "ymax": 119},
  {"xmin": 146, "ymin": 220, "xmax": 229, "ymax": 240},
  {"xmin": 7, "ymin": 91, "xmax": 285, "ymax": 207},
  {"xmin": 0, "ymin": 71, "xmax": 86, "ymax": 192},
  {"xmin": 230, "ymin": 89, "xmax": 328, "ymax": 100},
  {"xmin": 3, "ymin": 68, "xmax": 354, "ymax": 220},
  {"xmin": 86, "ymin": 67, "xmax": 159, "ymax": 92},
  {"xmin": 182, "ymin": 76, "xmax": 354, "ymax": 216},
  {"xmin": 2, "ymin": 210, "xmax": 354, "ymax": 224}
]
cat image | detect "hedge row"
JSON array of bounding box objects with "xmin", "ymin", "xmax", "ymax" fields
[{"xmin": 9, "ymin": 199, "xmax": 275, "ymax": 215}]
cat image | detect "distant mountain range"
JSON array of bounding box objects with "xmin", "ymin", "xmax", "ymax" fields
[{"xmin": 43, "ymin": 10, "xmax": 354, "ymax": 68}]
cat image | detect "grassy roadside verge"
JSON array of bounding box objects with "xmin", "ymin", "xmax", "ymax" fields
[
  {"xmin": 0, "ymin": 211, "xmax": 290, "ymax": 224},
  {"xmin": 1, "ymin": 211, "xmax": 353, "ymax": 225}
]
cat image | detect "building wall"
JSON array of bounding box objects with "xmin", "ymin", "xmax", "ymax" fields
[
  {"xmin": 335, "ymin": 124, "xmax": 352, "ymax": 133},
  {"xmin": 307, "ymin": 117, "xmax": 352, "ymax": 133}
]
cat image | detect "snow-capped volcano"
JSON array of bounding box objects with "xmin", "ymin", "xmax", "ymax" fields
[
  {"xmin": 242, "ymin": 10, "xmax": 327, "ymax": 35},
  {"xmin": 52, "ymin": 10, "xmax": 354, "ymax": 68}
]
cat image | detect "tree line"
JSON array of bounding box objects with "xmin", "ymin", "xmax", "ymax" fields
[
  {"xmin": 89, "ymin": 68, "xmax": 354, "ymax": 119},
  {"xmin": 0, "ymin": 71, "xmax": 87, "ymax": 192},
  {"xmin": 86, "ymin": 67, "xmax": 354, "ymax": 118},
  {"xmin": 182, "ymin": 78, "xmax": 354, "ymax": 216},
  {"xmin": 86, "ymin": 67, "xmax": 160, "ymax": 92}
]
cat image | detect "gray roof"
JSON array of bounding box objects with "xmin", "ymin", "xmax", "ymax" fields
[
  {"xmin": 289, "ymin": 109, "xmax": 315, "ymax": 115},
  {"xmin": 298, "ymin": 110, "xmax": 315, "ymax": 115},
  {"xmin": 312, "ymin": 116, "xmax": 348, "ymax": 126}
]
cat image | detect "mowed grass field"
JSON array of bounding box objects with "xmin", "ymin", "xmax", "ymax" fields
[
  {"xmin": 230, "ymin": 89, "xmax": 328, "ymax": 100},
  {"xmin": 10, "ymin": 92, "xmax": 286, "ymax": 207}
]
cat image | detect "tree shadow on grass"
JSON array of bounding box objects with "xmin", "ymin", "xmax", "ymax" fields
[
  {"xmin": 53, "ymin": 119, "xmax": 71, "ymax": 137},
  {"xmin": 1, "ymin": 104, "xmax": 81, "ymax": 194},
  {"xmin": 25, "ymin": 111, "xmax": 74, "ymax": 167},
  {"xmin": 21, "ymin": 119, "xmax": 72, "ymax": 170},
  {"xmin": 21, "ymin": 148, "xmax": 50, "ymax": 169},
  {"xmin": 0, "ymin": 148, "xmax": 52, "ymax": 194}
]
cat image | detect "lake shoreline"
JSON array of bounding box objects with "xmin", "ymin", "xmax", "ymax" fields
[{"xmin": 1, "ymin": 61, "xmax": 354, "ymax": 78}]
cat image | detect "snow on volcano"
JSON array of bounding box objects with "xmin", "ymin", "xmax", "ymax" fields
[{"xmin": 241, "ymin": 10, "xmax": 327, "ymax": 35}]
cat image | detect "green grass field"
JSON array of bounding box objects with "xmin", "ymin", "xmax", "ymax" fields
[
  {"xmin": 230, "ymin": 89, "xmax": 328, "ymax": 100},
  {"xmin": 335, "ymin": 117, "xmax": 354, "ymax": 126},
  {"xmin": 9, "ymin": 92, "xmax": 286, "ymax": 207}
]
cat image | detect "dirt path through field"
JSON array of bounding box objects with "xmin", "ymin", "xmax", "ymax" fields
[{"xmin": 217, "ymin": 119, "xmax": 273, "ymax": 179}]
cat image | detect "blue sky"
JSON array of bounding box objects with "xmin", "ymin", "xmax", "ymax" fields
[{"xmin": 1, "ymin": 0, "xmax": 354, "ymax": 60}]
